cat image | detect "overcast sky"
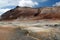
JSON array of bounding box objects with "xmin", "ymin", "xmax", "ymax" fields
[{"xmin": 0, "ymin": 0, "xmax": 60, "ymax": 15}]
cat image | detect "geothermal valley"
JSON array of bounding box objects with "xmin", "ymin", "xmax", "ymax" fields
[{"xmin": 0, "ymin": 6, "xmax": 60, "ymax": 40}]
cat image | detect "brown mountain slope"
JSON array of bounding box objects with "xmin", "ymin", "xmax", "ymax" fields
[{"xmin": 1, "ymin": 6, "xmax": 60, "ymax": 20}]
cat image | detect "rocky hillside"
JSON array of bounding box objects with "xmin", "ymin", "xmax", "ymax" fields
[{"xmin": 1, "ymin": 6, "xmax": 60, "ymax": 20}]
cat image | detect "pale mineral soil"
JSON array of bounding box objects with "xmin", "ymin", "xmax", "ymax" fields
[{"xmin": 0, "ymin": 20, "xmax": 60, "ymax": 40}]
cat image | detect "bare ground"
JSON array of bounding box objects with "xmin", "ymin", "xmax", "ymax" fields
[{"xmin": 0, "ymin": 20, "xmax": 60, "ymax": 40}]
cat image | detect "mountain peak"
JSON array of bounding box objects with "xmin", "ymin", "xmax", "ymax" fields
[{"xmin": 15, "ymin": 6, "xmax": 20, "ymax": 8}]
